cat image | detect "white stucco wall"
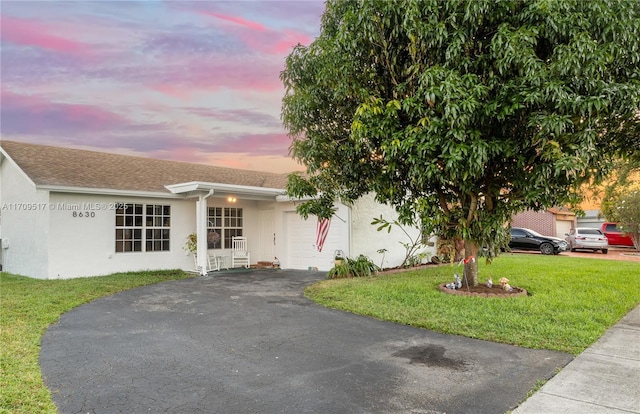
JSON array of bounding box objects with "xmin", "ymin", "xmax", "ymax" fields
[
  {"xmin": 350, "ymin": 193, "xmax": 435, "ymax": 269},
  {"xmin": 1, "ymin": 175, "xmax": 319, "ymax": 278},
  {"xmin": 0, "ymin": 158, "xmax": 50, "ymax": 278},
  {"xmin": 0, "ymin": 161, "xmax": 2, "ymax": 267},
  {"xmin": 45, "ymin": 194, "xmax": 281, "ymax": 278},
  {"xmin": 46, "ymin": 193, "xmax": 196, "ymax": 278}
]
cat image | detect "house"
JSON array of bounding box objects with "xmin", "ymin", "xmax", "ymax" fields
[
  {"xmin": 511, "ymin": 207, "xmax": 576, "ymax": 237},
  {"xmin": 0, "ymin": 141, "xmax": 433, "ymax": 279}
]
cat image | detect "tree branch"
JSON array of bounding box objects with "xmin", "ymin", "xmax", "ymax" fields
[
  {"xmin": 466, "ymin": 193, "xmax": 477, "ymax": 226},
  {"xmin": 437, "ymin": 188, "xmax": 451, "ymax": 217},
  {"xmin": 485, "ymin": 193, "xmax": 494, "ymax": 211},
  {"xmin": 376, "ymin": 19, "xmax": 399, "ymax": 87}
]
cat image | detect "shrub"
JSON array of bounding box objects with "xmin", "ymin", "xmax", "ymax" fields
[{"xmin": 327, "ymin": 255, "xmax": 380, "ymax": 279}]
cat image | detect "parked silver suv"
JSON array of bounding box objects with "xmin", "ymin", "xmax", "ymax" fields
[{"xmin": 565, "ymin": 228, "xmax": 609, "ymax": 254}]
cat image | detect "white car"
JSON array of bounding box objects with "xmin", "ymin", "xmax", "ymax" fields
[{"xmin": 565, "ymin": 228, "xmax": 609, "ymax": 254}]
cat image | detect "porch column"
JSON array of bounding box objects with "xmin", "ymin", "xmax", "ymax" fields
[{"xmin": 196, "ymin": 190, "xmax": 214, "ymax": 275}]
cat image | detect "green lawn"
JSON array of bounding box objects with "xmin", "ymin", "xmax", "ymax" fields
[
  {"xmin": 306, "ymin": 254, "xmax": 640, "ymax": 355},
  {"xmin": 1, "ymin": 256, "xmax": 638, "ymax": 413},
  {"xmin": 0, "ymin": 270, "xmax": 192, "ymax": 414}
]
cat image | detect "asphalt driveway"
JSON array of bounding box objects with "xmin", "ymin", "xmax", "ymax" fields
[{"xmin": 40, "ymin": 269, "xmax": 572, "ymax": 414}]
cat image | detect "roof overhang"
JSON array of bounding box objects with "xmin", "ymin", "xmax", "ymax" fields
[
  {"xmin": 165, "ymin": 181, "xmax": 285, "ymax": 201},
  {"xmin": 34, "ymin": 182, "xmax": 285, "ymax": 201},
  {"xmin": 37, "ymin": 185, "xmax": 180, "ymax": 199},
  {"xmin": 547, "ymin": 207, "xmax": 576, "ymax": 217}
]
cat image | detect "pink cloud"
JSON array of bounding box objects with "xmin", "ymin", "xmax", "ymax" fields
[
  {"xmin": 184, "ymin": 107, "xmax": 281, "ymax": 129},
  {"xmin": 238, "ymin": 29, "xmax": 309, "ymax": 55},
  {"xmin": 148, "ymin": 56, "xmax": 285, "ymax": 97},
  {"xmin": 137, "ymin": 131, "xmax": 291, "ymax": 158},
  {"xmin": 143, "ymin": 140, "xmax": 300, "ymax": 173},
  {"xmin": 214, "ymin": 133, "xmax": 291, "ymax": 156},
  {"xmin": 1, "ymin": 90, "xmax": 132, "ymax": 134},
  {"xmin": 143, "ymin": 132, "xmax": 291, "ymax": 159},
  {"xmin": 272, "ymin": 30, "xmax": 311, "ymax": 54},
  {"xmin": 1, "ymin": 16, "xmax": 92, "ymax": 56},
  {"xmin": 153, "ymin": 146, "xmax": 302, "ymax": 173},
  {"xmin": 151, "ymin": 84, "xmax": 194, "ymax": 101},
  {"xmin": 197, "ymin": 10, "xmax": 310, "ymax": 55},
  {"xmin": 204, "ymin": 153, "xmax": 303, "ymax": 173},
  {"xmin": 199, "ymin": 11, "xmax": 268, "ymax": 32}
]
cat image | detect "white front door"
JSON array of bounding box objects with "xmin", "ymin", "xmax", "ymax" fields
[{"xmin": 257, "ymin": 209, "xmax": 275, "ymax": 263}]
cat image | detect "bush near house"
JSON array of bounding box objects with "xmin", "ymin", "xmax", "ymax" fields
[{"xmin": 327, "ymin": 255, "xmax": 381, "ymax": 279}]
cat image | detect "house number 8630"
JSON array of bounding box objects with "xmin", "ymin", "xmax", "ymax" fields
[{"xmin": 72, "ymin": 211, "xmax": 96, "ymax": 218}]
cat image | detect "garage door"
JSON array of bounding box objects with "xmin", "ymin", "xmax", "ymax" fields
[
  {"xmin": 283, "ymin": 212, "xmax": 348, "ymax": 271},
  {"xmin": 556, "ymin": 220, "xmax": 573, "ymax": 238}
]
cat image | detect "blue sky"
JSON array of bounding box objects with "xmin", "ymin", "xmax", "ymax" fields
[{"xmin": 1, "ymin": 1, "xmax": 325, "ymax": 173}]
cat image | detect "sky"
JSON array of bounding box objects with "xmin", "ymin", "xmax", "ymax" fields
[{"xmin": 0, "ymin": 0, "xmax": 325, "ymax": 173}]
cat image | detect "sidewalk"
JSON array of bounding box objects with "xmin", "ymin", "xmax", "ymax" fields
[
  {"xmin": 562, "ymin": 246, "xmax": 640, "ymax": 263},
  {"xmin": 513, "ymin": 305, "xmax": 640, "ymax": 414}
]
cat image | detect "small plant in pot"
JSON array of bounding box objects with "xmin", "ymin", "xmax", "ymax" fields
[
  {"xmin": 327, "ymin": 254, "xmax": 381, "ymax": 279},
  {"xmin": 185, "ymin": 233, "xmax": 198, "ymax": 254},
  {"xmin": 334, "ymin": 250, "xmax": 345, "ymax": 266}
]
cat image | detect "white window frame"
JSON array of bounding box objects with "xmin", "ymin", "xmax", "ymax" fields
[
  {"xmin": 115, "ymin": 203, "xmax": 171, "ymax": 253},
  {"xmin": 207, "ymin": 207, "xmax": 243, "ymax": 249}
]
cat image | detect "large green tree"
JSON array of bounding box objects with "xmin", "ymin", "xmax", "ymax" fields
[{"xmin": 281, "ymin": 0, "xmax": 640, "ymax": 285}]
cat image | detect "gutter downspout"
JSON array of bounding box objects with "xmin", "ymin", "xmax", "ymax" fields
[{"xmin": 196, "ymin": 189, "xmax": 214, "ymax": 276}]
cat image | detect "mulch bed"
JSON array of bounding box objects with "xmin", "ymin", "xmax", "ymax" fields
[
  {"xmin": 438, "ymin": 283, "xmax": 528, "ymax": 298},
  {"xmin": 376, "ymin": 265, "xmax": 528, "ymax": 297}
]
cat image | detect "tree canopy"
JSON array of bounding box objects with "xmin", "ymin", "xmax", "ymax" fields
[{"xmin": 281, "ymin": 0, "xmax": 640, "ymax": 284}]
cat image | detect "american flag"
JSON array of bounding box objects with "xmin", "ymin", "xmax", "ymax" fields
[{"xmin": 316, "ymin": 217, "xmax": 331, "ymax": 252}]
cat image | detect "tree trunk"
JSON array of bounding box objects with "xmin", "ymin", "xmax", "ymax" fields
[
  {"xmin": 463, "ymin": 240, "xmax": 479, "ymax": 287},
  {"xmin": 453, "ymin": 238, "xmax": 465, "ymax": 262}
]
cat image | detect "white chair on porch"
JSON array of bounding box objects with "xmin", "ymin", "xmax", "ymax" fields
[
  {"xmin": 231, "ymin": 236, "xmax": 250, "ymax": 268},
  {"xmin": 193, "ymin": 253, "xmax": 221, "ymax": 274}
]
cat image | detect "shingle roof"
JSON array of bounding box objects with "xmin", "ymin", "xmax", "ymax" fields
[{"xmin": 0, "ymin": 140, "xmax": 289, "ymax": 193}]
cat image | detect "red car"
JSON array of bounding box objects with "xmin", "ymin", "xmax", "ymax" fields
[{"xmin": 600, "ymin": 222, "xmax": 635, "ymax": 247}]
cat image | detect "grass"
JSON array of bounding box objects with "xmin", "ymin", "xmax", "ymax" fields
[
  {"xmin": 1, "ymin": 256, "xmax": 638, "ymax": 413},
  {"xmin": 0, "ymin": 269, "xmax": 192, "ymax": 414},
  {"xmin": 306, "ymin": 254, "xmax": 640, "ymax": 355}
]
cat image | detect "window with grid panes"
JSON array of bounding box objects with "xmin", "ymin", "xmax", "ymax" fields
[
  {"xmin": 207, "ymin": 207, "xmax": 243, "ymax": 249},
  {"xmin": 224, "ymin": 207, "xmax": 243, "ymax": 248},
  {"xmin": 115, "ymin": 204, "xmax": 143, "ymax": 252},
  {"xmin": 115, "ymin": 203, "xmax": 170, "ymax": 253},
  {"xmin": 145, "ymin": 204, "xmax": 171, "ymax": 251},
  {"xmin": 207, "ymin": 207, "xmax": 223, "ymax": 249}
]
